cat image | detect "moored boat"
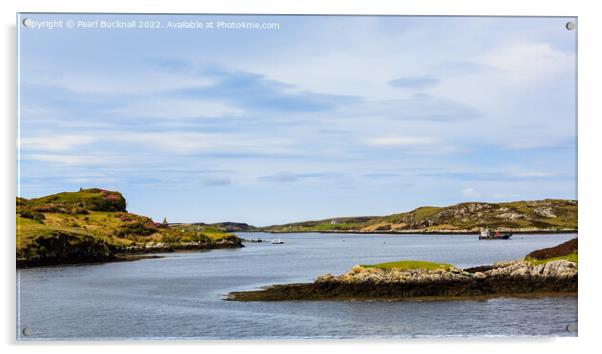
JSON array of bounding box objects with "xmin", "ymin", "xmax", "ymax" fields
[{"xmin": 479, "ymin": 228, "xmax": 512, "ymax": 240}]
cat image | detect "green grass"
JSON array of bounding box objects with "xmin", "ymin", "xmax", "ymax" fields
[
  {"xmin": 311, "ymin": 222, "xmax": 362, "ymax": 231},
  {"xmin": 361, "ymin": 260, "xmax": 454, "ymax": 270},
  {"xmin": 16, "ymin": 214, "xmax": 126, "ymax": 251},
  {"xmin": 526, "ymin": 252, "xmax": 578, "ymax": 265},
  {"xmin": 16, "ymin": 190, "xmax": 242, "ymax": 264},
  {"xmin": 376, "ymin": 206, "xmax": 441, "ymax": 226},
  {"xmin": 162, "ymin": 224, "xmax": 237, "ymax": 242},
  {"xmin": 22, "ymin": 188, "xmax": 127, "ymax": 213},
  {"xmin": 263, "ymin": 199, "xmax": 577, "ymax": 233}
]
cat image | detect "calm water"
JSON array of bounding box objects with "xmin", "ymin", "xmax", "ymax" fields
[{"xmin": 17, "ymin": 233, "xmax": 577, "ymax": 339}]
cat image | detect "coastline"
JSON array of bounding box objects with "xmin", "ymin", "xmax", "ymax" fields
[
  {"xmin": 226, "ymin": 286, "xmax": 578, "ymax": 302},
  {"xmin": 16, "ymin": 242, "xmax": 243, "ymax": 269},
  {"xmin": 16, "ymin": 254, "xmax": 163, "ymax": 269},
  {"xmin": 247, "ymin": 229, "xmax": 578, "ymax": 235},
  {"xmin": 17, "ymin": 231, "xmax": 577, "ymax": 268}
]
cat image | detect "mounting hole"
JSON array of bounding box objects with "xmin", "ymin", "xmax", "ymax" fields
[
  {"xmin": 565, "ymin": 21, "xmax": 575, "ymax": 31},
  {"xmin": 22, "ymin": 18, "xmax": 32, "ymax": 28},
  {"xmin": 22, "ymin": 326, "xmax": 32, "ymax": 336}
]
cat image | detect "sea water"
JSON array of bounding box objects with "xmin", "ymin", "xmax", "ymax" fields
[{"xmin": 17, "ymin": 232, "xmax": 577, "ymax": 339}]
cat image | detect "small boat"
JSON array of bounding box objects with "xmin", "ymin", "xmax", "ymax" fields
[
  {"xmin": 479, "ymin": 228, "xmax": 512, "ymax": 240},
  {"xmin": 271, "ymin": 238, "xmax": 284, "ymax": 244}
]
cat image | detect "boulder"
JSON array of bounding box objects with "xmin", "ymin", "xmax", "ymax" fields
[
  {"xmin": 474, "ymin": 272, "xmax": 486, "ymax": 279},
  {"xmin": 315, "ymin": 273, "xmax": 335, "ymax": 283},
  {"xmin": 534, "ymin": 207, "xmax": 557, "ymax": 218}
]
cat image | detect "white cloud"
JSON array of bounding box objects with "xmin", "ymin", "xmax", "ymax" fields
[
  {"xmin": 490, "ymin": 192, "xmax": 521, "ymax": 199},
  {"xmin": 18, "ymin": 17, "xmax": 576, "ymax": 219},
  {"xmin": 462, "ymin": 187, "xmax": 520, "ymax": 200},
  {"xmin": 21, "ymin": 130, "xmax": 300, "ymax": 157},
  {"xmin": 364, "ymin": 136, "xmax": 436, "ymax": 146},
  {"xmin": 20, "ymin": 135, "xmax": 96, "ymax": 151},
  {"xmin": 22, "ymin": 69, "xmax": 215, "ymax": 95},
  {"xmin": 112, "ymin": 131, "xmax": 297, "ymax": 155},
  {"xmin": 461, "ymin": 187, "xmax": 481, "ymax": 198},
  {"xmin": 501, "ymin": 136, "xmax": 573, "ymax": 150},
  {"xmin": 26, "ymin": 153, "xmax": 130, "ymax": 166},
  {"xmin": 110, "ymin": 98, "xmax": 243, "ymax": 119},
  {"xmin": 236, "ymin": 22, "xmax": 575, "ymax": 157},
  {"xmin": 360, "ymin": 135, "xmax": 461, "ymax": 155},
  {"xmin": 479, "ymin": 42, "xmax": 574, "ymax": 83},
  {"xmin": 508, "ymin": 171, "xmax": 562, "ymax": 178}
]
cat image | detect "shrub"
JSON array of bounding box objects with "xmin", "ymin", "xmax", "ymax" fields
[
  {"xmin": 33, "ymin": 204, "xmax": 65, "ymax": 213},
  {"xmin": 80, "ymin": 188, "xmax": 106, "ymax": 193},
  {"xmin": 19, "ymin": 209, "xmax": 45, "ymax": 223},
  {"xmin": 116, "ymin": 214, "xmax": 159, "ymax": 238},
  {"xmin": 33, "ymin": 213, "xmax": 46, "ymax": 223},
  {"xmin": 75, "ymin": 208, "xmax": 90, "ymax": 215}
]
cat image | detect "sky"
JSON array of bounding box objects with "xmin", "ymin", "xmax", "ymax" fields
[{"xmin": 17, "ymin": 14, "xmax": 577, "ymax": 226}]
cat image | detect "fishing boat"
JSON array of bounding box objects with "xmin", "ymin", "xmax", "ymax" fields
[
  {"xmin": 271, "ymin": 238, "xmax": 284, "ymax": 244},
  {"xmin": 479, "ymin": 228, "xmax": 512, "ymax": 240}
]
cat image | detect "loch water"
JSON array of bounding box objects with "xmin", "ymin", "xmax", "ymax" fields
[{"xmin": 17, "ymin": 232, "xmax": 577, "ymax": 339}]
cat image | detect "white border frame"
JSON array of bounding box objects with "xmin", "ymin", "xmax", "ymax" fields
[{"xmin": 2, "ymin": 1, "xmax": 600, "ymax": 353}]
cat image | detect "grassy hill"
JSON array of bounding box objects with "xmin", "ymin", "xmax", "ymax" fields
[
  {"xmin": 262, "ymin": 199, "xmax": 577, "ymax": 233},
  {"xmin": 16, "ymin": 188, "xmax": 242, "ymax": 267},
  {"xmin": 185, "ymin": 222, "xmax": 258, "ymax": 232}
]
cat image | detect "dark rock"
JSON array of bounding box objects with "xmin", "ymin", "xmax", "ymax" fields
[
  {"xmin": 527, "ymin": 238, "xmax": 577, "ymax": 260},
  {"xmin": 17, "ymin": 231, "xmax": 115, "ymax": 267}
]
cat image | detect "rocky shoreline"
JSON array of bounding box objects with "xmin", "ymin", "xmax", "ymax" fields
[
  {"xmin": 17, "ymin": 238, "xmax": 243, "ymax": 268},
  {"xmin": 115, "ymin": 238, "xmax": 243, "ymax": 253},
  {"xmin": 16, "ymin": 254, "xmax": 165, "ymax": 269},
  {"xmin": 226, "ymin": 259, "xmax": 577, "ymax": 301}
]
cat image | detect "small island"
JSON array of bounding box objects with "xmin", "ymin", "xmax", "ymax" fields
[
  {"xmin": 16, "ymin": 188, "xmax": 243, "ymax": 267},
  {"xmin": 226, "ymin": 238, "xmax": 577, "ymax": 301}
]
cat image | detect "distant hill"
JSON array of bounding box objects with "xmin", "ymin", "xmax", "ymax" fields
[
  {"xmin": 190, "ymin": 222, "xmax": 257, "ymax": 232},
  {"xmin": 16, "ymin": 188, "xmax": 242, "ymax": 267},
  {"xmin": 261, "ymin": 199, "xmax": 577, "ymax": 234}
]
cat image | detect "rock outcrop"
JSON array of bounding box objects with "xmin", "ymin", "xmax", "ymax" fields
[
  {"xmin": 17, "ymin": 231, "xmax": 115, "ymax": 267},
  {"xmin": 116, "ymin": 235, "xmax": 244, "ymax": 254},
  {"xmin": 315, "ymin": 260, "xmax": 576, "ymax": 285},
  {"xmin": 226, "ymin": 259, "xmax": 577, "ymax": 301}
]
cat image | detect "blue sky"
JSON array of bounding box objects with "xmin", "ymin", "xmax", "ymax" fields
[{"xmin": 18, "ymin": 15, "xmax": 577, "ymax": 225}]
